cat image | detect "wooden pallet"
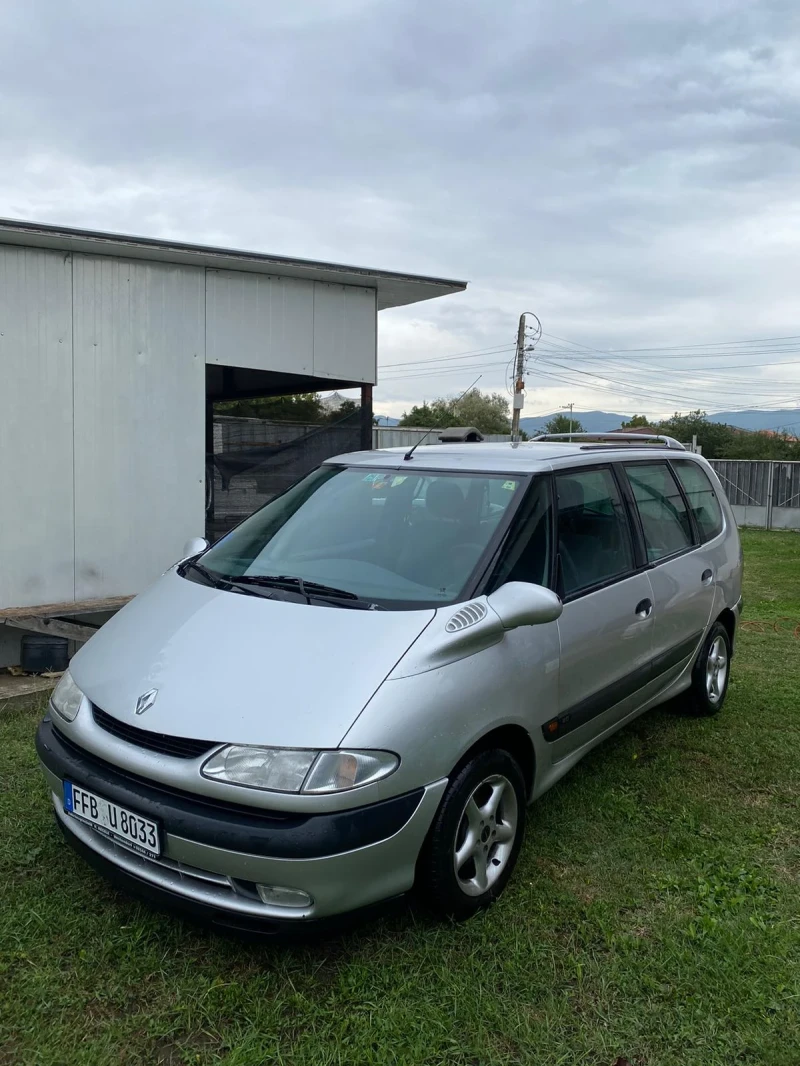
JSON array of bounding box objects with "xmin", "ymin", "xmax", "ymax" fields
[{"xmin": 0, "ymin": 596, "xmax": 132, "ymax": 641}]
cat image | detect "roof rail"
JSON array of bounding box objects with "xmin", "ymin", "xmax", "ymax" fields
[{"xmin": 530, "ymin": 432, "xmax": 686, "ymax": 451}]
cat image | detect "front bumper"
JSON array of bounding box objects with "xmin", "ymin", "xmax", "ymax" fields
[{"xmin": 37, "ymin": 716, "xmax": 446, "ymax": 928}]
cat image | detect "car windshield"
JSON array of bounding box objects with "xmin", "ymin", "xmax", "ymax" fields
[{"xmin": 193, "ymin": 465, "xmax": 525, "ymax": 608}]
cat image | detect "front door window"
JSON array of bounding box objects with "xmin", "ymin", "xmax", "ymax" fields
[{"xmin": 555, "ymin": 468, "xmax": 634, "ymax": 597}]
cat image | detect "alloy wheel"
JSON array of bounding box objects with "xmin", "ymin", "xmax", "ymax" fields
[
  {"xmin": 453, "ymin": 773, "xmax": 519, "ymax": 897},
  {"xmin": 706, "ymin": 634, "xmax": 729, "ymax": 704}
]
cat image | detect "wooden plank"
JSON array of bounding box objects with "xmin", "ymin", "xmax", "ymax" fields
[
  {"xmin": 0, "ymin": 595, "xmax": 132, "ymax": 622},
  {"xmin": 4, "ymin": 617, "xmax": 99, "ymax": 642},
  {"xmin": 0, "ymin": 674, "xmax": 59, "ymax": 703}
]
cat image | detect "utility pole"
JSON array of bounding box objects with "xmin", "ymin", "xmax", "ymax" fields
[
  {"xmin": 565, "ymin": 402, "xmax": 575, "ymax": 441},
  {"xmin": 510, "ymin": 312, "xmax": 542, "ymax": 442},
  {"xmin": 511, "ymin": 314, "xmax": 526, "ymax": 443}
]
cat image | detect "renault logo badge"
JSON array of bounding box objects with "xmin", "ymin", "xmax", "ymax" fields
[{"xmin": 135, "ymin": 689, "xmax": 158, "ymax": 715}]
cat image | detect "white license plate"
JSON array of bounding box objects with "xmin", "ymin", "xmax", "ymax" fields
[{"xmin": 64, "ymin": 781, "xmax": 161, "ymax": 859}]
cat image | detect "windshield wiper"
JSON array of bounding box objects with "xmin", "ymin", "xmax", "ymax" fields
[
  {"xmin": 181, "ymin": 561, "xmax": 290, "ymax": 601},
  {"xmin": 183, "ymin": 565, "xmax": 383, "ymax": 608},
  {"xmin": 229, "ymin": 574, "xmax": 360, "ymax": 602},
  {"xmin": 180, "ymin": 558, "xmax": 224, "ymax": 587}
]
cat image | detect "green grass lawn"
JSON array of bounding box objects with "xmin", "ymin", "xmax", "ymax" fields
[{"xmin": 1, "ymin": 529, "xmax": 799, "ymax": 1066}]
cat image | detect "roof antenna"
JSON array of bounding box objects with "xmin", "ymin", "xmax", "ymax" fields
[{"xmin": 403, "ymin": 375, "xmax": 482, "ymax": 461}]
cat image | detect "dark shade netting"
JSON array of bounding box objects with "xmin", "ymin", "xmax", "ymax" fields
[{"xmin": 206, "ymin": 409, "xmax": 364, "ymax": 541}]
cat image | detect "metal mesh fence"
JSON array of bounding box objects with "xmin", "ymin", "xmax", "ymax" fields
[
  {"xmin": 710, "ymin": 460, "xmax": 800, "ymax": 529},
  {"xmin": 206, "ymin": 411, "xmax": 364, "ymax": 541}
]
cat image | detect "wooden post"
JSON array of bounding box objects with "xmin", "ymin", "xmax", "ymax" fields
[{"xmin": 360, "ymin": 385, "xmax": 373, "ymax": 450}]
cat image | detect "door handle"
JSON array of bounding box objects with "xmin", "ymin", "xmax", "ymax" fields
[
  {"xmin": 635, "ymin": 598, "xmax": 653, "ymax": 618},
  {"xmin": 701, "ymin": 568, "xmax": 713, "ymax": 584}
]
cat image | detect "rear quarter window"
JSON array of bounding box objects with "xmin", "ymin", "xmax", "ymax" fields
[
  {"xmin": 624, "ymin": 462, "xmax": 693, "ymax": 562},
  {"xmin": 672, "ymin": 460, "xmax": 724, "ymax": 542}
]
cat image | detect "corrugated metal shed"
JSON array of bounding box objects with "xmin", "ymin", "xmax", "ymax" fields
[
  {"xmin": 0, "ymin": 245, "xmax": 75, "ymax": 609},
  {"xmin": 0, "ymin": 220, "xmax": 467, "ymax": 619}
]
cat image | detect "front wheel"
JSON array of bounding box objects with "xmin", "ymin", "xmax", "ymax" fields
[
  {"xmin": 416, "ymin": 749, "xmax": 526, "ymax": 921},
  {"xmin": 687, "ymin": 621, "xmax": 731, "ymax": 716}
]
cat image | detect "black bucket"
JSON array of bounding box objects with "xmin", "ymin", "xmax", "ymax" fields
[{"xmin": 20, "ymin": 634, "xmax": 69, "ymax": 674}]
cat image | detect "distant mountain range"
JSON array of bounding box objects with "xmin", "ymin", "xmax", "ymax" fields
[{"xmin": 375, "ymin": 409, "xmax": 800, "ymax": 433}]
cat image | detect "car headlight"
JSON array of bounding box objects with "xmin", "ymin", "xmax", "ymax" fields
[
  {"xmin": 51, "ymin": 670, "xmax": 84, "ymax": 722},
  {"xmin": 302, "ymin": 750, "xmax": 398, "ymax": 793},
  {"xmin": 200, "ymin": 746, "xmax": 398, "ymax": 793}
]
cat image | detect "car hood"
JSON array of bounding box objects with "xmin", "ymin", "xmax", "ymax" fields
[{"xmin": 69, "ymin": 569, "xmax": 435, "ymax": 749}]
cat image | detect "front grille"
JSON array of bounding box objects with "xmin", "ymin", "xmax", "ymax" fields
[{"xmin": 92, "ymin": 705, "xmax": 218, "ymax": 760}]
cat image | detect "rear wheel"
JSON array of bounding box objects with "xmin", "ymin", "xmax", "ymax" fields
[
  {"xmin": 687, "ymin": 621, "xmax": 731, "ymax": 716},
  {"xmin": 417, "ymin": 748, "xmax": 526, "ymax": 921}
]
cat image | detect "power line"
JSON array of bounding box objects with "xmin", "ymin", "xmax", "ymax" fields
[
  {"xmin": 542, "ymin": 330, "xmax": 800, "ymax": 354},
  {"xmin": 379, "ymin": 330, "xmax": 800, "ymax": 376},
  {"xmin": 380, "ymin": 343, "xmax": 515, "ymax": 370},
  {"xmin": 533, "ymin": 363, "xmax": 800, "ymax": 413},
  {"xmin": 396, "ymin": 345, "xmax": 797, "ymax": 405},
  {"xmin": 380, "ymin": 359, "xmax": 514, "ymax": 381},
  {"xmin": 376, "ymin": 326, "xmax": 800, "ymax": 421},
  {"xmin": 535, "ymin": 360, "xmax": 797, "ymax": 405},
  {"xmin": 535, "ymin": 359, "xmax": 797, "ymax": 400}
]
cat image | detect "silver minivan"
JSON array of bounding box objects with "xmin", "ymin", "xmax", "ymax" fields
[{"xmin": 37, "ymin": 434, "xmax": 742, "ymax": 933}]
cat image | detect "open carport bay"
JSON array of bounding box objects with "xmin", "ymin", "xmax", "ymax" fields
[
  {"xmin": 1, "ymin": 528, "xmax": 798, "ymax": 1066},
  {"xmin": 0, "ymin": 219, "xmax": 465, "ymax": 667}
]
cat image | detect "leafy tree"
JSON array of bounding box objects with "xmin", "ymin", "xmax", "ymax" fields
[
  {"xmin": 397, "ymin": 399, "xmax": 453, "ymax": 429},
  {"xmin": 649, "ymin": 410, "xmax": 800, "ymax": 460},
  {"xmin": 723, "ymin": 429, "xmax": 800, "ymax": 461},
  {"xmin": 621, "ymin": 414, "xmax": 650, "ymax": 428},
  {"xmin": 331, "ymin": 398, "xmax": 358, "ymax": 419},
  {"xmin": 652, "ymin": 411, "xmax": 734, "ymax": 459},
  {"xmin": 398, "ymin": 390, "xmax": 511, "ymax": 435},
  {"xmin": 217, "ymin": 393, "xmax": 324, "ymax": 423},
  {"xmin": 457, "ymin": 390, "xmax": 512, "ymax": 434},
  {"xmin": 543, "ymin": 413, "xmax": 586, "ymax": 435},
  {"xmin": 215, "ymin": 393, "xmax": 363, "ymax": 425}
]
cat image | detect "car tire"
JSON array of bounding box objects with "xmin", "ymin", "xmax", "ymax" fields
[
  {"xmin": 416, "ymin": 748, "xmax": 527, "ymax": 921},
  {"xmin": 687, "ymin": 621, "xmax": 732, "ymax": 716}
]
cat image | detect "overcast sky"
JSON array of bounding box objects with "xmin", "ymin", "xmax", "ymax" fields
[{"xmin": 2, "ymin": 0, "xmax": 800, "ymax": 422}]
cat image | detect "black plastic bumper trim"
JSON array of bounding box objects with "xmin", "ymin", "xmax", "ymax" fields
[
  {"xmin": 37, "ymin": 717, "xmax": 422, "ymax": 860},
  {"xmin": 56, "ymin": 817, "xmax": 403, "ymax": 941}
]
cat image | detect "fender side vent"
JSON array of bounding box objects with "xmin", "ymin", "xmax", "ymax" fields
[{"xmin": 445, "ymin": 601, "xmax": 488, "ymax": 633}]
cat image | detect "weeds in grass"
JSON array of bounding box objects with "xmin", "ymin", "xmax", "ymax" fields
[{"xmin": 1, "ymin": 530, "xmax": 799, "ymax": 1065}]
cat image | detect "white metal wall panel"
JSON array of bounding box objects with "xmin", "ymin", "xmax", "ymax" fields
[
  {"xmin": 0, "ymin": 246, "xmax": 74, "ymax": 608},
  {"xmin": 72, "ymin": 255, "xmax": 206, "ymax": 599},
  {"xmin": 313, "ymin": 282, "xmax": 376, "ymax": 382},
  {"xmin": 205, "ymin": 269, "xmax": 314, "ymax": 374}
]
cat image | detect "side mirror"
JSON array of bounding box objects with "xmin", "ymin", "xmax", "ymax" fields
[
  {"xmin": 487, "ymin": 582, "xmax": 562, "ymax": 629},
  {"xmin": 181, "ymin": 536, "xmax": 209, "ymax": 561}
]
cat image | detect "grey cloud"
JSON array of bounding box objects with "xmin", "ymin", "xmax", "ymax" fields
[{"xmin": 1, "ymin": 0, "xmax": 800, "ymax": 414}]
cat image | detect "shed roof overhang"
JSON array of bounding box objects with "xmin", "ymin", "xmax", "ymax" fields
[{"xmin": 0, "ymin": 218, "xmax": 467, "ymax": 310}]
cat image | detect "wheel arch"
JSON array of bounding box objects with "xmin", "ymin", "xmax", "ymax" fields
[
  {"xmin": 453, "ymin": 724, "xmax": 536, "ymax": 799},
  {"xmin": 716, "ymin": 607, "xmax": 737, "ymax": 656}
]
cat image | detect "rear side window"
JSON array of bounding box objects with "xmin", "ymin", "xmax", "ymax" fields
[
  {"xmin": 555, "ymin": 468, "xmax": 634, "ymax": 597},
  {"xmin": 624, "ymin": 462, "xmax": 693, "ymax": 562},
  {"xmin": 672, "ymin": 460, "xmax": 724, "ymax": 542}
]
